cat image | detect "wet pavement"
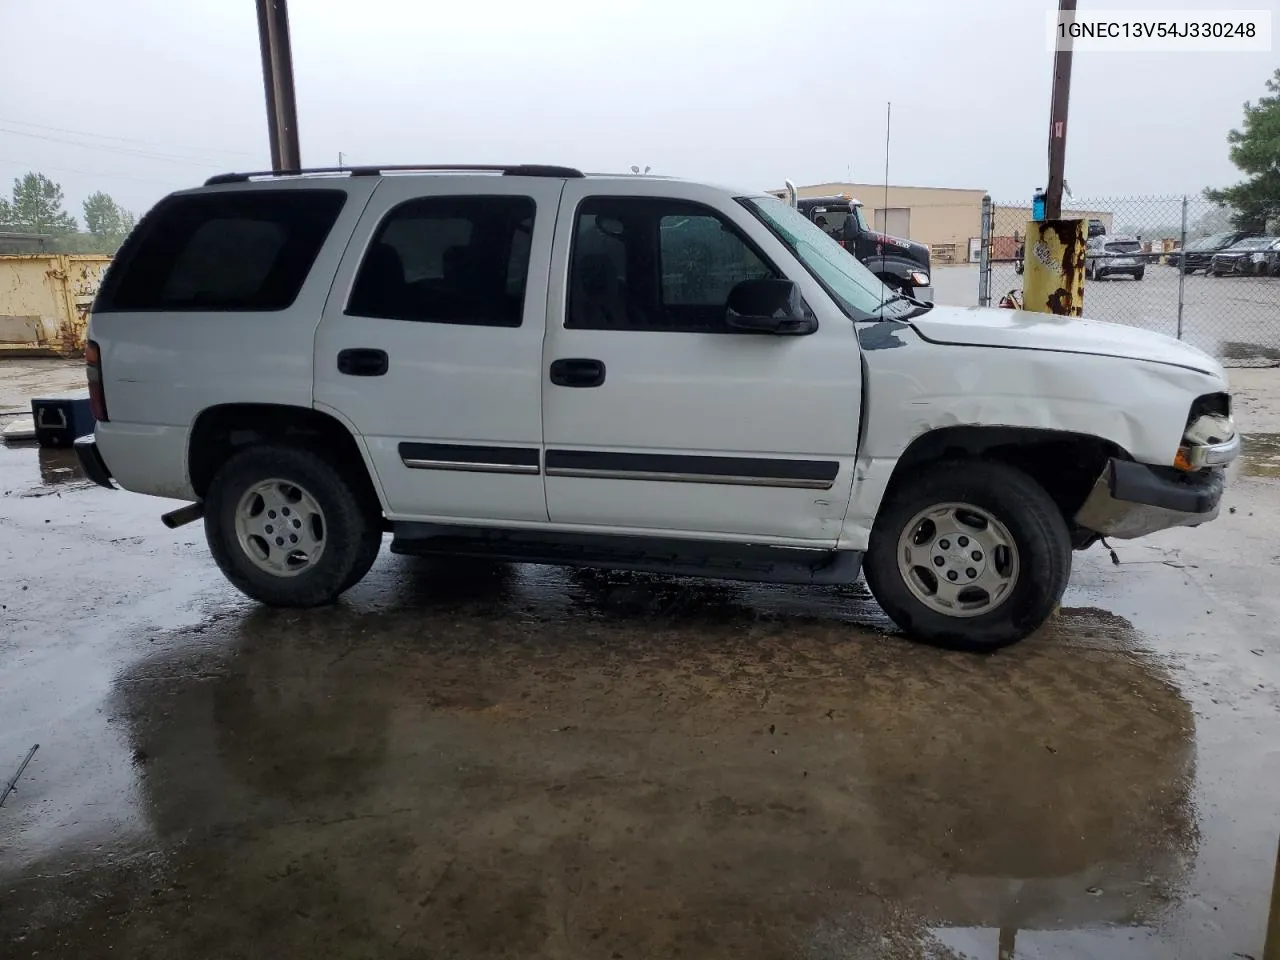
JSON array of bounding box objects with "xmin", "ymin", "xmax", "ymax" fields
[{"xmin": 1, "ymin": 434, "xmax": 1279, "ymax": 959}]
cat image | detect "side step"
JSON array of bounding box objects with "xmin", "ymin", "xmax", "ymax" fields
[{"xmin": 390, "ymin": 523, "xmax": 862, "ymax": 586}]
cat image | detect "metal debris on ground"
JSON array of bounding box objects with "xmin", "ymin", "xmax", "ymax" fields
[{"xmin": 0, "ymin": 743, "xmax": 39, "ymax": 808}]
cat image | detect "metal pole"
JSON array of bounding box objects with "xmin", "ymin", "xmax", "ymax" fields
[
  {"xmin": 1045, "ymin": 0, "xmax": 1076, "ymax": 219},
  {"xmin": 1177, "ymin": 195, "xmax": 1188, "ymax": 340},
  {"xmin": 255, "ymin": 0, "xmax": 301, "ymax": 172},
  {"xmin": 978, "ymin": 195, "xmax": 992, "ymax": 307}
]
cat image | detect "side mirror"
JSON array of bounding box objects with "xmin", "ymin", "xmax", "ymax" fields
[{"xmin": 725, "ymin": 279, "xmax": 816, "ymax": 335}]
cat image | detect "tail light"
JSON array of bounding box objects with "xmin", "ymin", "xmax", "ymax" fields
[{"xmin": 85, "ymin": 340, "xmax": 109, "ymax": 422}]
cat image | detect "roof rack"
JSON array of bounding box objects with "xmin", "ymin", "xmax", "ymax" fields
[{"xmin": 204, "ymin": 164, "xmax": 585, "ymax": 186}]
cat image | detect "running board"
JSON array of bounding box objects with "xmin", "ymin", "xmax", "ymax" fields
[{"xmin": 390, "ymin": 523, "xmax": 862, "ymax": 586}]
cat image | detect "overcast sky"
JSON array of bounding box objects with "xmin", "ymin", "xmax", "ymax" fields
[{"xmin": 1, "ymin": 0, "xmax": 1276, "ymax": 222}]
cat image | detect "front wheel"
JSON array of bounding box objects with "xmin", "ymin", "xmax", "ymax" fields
[
  {"xmin": 1133, "ymin": 268, "xmax": 1145, "ymax": 280},
  {"xmin": 204, "ymin": 445, "xmax": 382, "ymax": 607},
  {"xmin": 863, "ymin": 462, "xmax": 1072, "ymax": 652}
]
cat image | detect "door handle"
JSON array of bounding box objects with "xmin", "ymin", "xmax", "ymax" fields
[
  {"xmin": 337, "ymin": 348, "xmax": 389, "ymax": 377},
  {"xmin": 549, "ymin": 358, "xmax": 606, "ymax": 388}
]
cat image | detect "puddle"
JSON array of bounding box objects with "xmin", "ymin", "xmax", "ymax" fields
[
  {"xmin": 1241, "ymin": 433, "xmax": 1280, "ymax": 478},
  {"xmin": 37, "ymin": 446, "xmax": 89, "ymax": 486},
  {"xmin": 1219, "ymin": 341, "xmax": 1280, "ymax": 364}
]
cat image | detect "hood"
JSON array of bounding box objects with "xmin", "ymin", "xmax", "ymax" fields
[
  {"xmin": 905, "ymin": 305, "xmax": 1223, "ymax": 376},
  {"xmin": 867, "ymin": 231, "xmax": 930, "ymax": 269}
]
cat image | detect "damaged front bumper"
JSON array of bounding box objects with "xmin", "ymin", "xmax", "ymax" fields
[{"xmin": 1074, "ymin": 457, "xmax": 1229, "ymax": 540}]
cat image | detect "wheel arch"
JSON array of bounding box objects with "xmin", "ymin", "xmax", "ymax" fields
[
  {"xmin": 882, "ymin": 424, "xmax": 1126, "ymax": 529},
  {"xmin": 187, "ymin": 402, "xmax": 386, "ymax": 512}
]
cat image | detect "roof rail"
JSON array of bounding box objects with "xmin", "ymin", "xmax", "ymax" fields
[{"xmin": 204, "ymin": 164, "xmax": 585, "ymax": 186}]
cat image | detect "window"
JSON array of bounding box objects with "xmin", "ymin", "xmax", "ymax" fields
[
  {"xmin": 743, "ymin": 196, "xmax": 892, "ymax": 320},
  {"xmin": 94, "ymin": 190, "xmax": 346, "ymax": 312},
  {"xmin": 568, "ymin": 197, "xmax": 776, "ymax": 332},
  {"xmin": 347, "ymin": 195, "xmax": 535, "ymax": 327}
]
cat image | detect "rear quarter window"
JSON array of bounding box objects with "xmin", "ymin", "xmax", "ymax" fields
[{"xmin": 94, "ymin": 189, "xmax": 347, "ymax": 312}]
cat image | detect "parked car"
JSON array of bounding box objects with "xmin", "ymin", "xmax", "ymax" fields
[
  {"xmin": 76, "ymin": 163, "xmax": 1239, "ymax": 651},
  {"xmin": 1210, "ymin": 236, "xmax": 1280, "ymax": 276},
  {"xmin": 1171, "ymin": 230, "xmax": 1253, "ymax": 274},
  {"xmin": 1086, "ymin": 234, "xmax": 1145, "ymax": 281}
]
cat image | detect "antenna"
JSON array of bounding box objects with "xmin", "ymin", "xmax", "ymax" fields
[
  {"xmin": 883, "ymin": 101, "xmax": 891, "ymax": 237},
  {"xmin": 879, "ymin": 101, "xmax": 891, "ymax": 323}
]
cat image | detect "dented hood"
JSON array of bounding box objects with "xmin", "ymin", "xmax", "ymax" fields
[{"xmin": 907, "ymin": 305, "xmax": 1222, "ymax": 376}]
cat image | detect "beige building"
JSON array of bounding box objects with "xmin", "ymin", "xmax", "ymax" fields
[{"xmin": 773, "ymin": 182, "xmax": 1114, "ymax": 265}]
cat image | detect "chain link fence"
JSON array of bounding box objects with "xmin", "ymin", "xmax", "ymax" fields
[{"xmin": 974, "ymin": 196, "xmax": 1280, "ymax": 367}]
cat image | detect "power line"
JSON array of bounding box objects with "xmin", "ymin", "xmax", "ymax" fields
[
  {"xmin": 0, "ymin": 156, "xmax": 192, "ymax": 187},
  {"xmin": 0, "ymin": 126, "xmax": 239, "ymax": 169},
  {"xmin": 0, "ymin": 115, "xmax": 259, "ymax": 159},
  {"xmin": 0, "ymin": 126, "xmax": 257, "ymax": 171}
]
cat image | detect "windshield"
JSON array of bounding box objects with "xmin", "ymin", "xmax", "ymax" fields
[
  {"xmin": 1228, "ymin": 237, "xmax": 1273, "ymax": 251},
  {"xmin": 742, "ymin": 196, "xmax": 894, "ymax": 320}
]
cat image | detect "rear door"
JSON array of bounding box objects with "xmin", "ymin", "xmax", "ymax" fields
[
  {"xmin": 539, "ymin": 179, "xmax": 861, "ymax": 545},
  {"xmin": 314, "ymin": 176, "xmax": 563, "ymax": 523}
]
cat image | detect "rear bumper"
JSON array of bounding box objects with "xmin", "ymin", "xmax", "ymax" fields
[
  {"xmin": 1074, "ymin": 458, "xmax": 1225, "ymax": 540},
  {"xmin": 74, "ymin": 434, "xmax": 115, "ymax": 490}
]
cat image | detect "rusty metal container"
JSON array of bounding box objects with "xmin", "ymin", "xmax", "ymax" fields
[{"xmin": 0, "ymin": 254, "xmax": 112, "ymax": 358}]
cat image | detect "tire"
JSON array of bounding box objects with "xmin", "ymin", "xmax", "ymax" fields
[
  {"xmin": 1133, "ymin": 268, "xmax": 1144, "ymax": 281},
  {"xmin": 204, "ymin": 445, "xmax": 382, "ymax": 607},
  {"xmin": 862, "ymin": 461, "xmax": 1072, "ymax": 652}
]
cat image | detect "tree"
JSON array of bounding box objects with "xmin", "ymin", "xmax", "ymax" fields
[
  {"xmin": 1205, "ymin": 68, "xmax": 1280, "ymax": 233},
  {"xmin": 0, "ymin": 172, "xmax": 78, "ymax": 235},
  {"xmin": 83, "ymin": 191, "xmax": 125, "ymax": 237}
]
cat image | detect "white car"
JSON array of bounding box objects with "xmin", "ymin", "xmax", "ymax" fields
[{"xmin": 75, "ymin": 163, "xmax": 1239, "ymax": 651}]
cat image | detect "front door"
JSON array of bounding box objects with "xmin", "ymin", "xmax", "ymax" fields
[
  {"xmin": 540, "ymin": 179, "xmax": 862, "ymax": 545},
  {"xmin": 314, "ymin": 176, "xmax": 563, "ymax": 523}
]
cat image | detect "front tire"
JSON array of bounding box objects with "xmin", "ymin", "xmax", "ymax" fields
[
  {"xmin": 863, "ymin": 462, "xmax": 1072, "ymax": 652},
  {"xmin": 1133, "ymin": 268, "xmax": 1145, "ymax": 280},
  {"xmin": 204, "ymin": 445, "xmax": 382, "ymax": 607}
]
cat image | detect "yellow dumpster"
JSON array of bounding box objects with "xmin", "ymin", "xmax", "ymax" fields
[{"xmin": 0, "ymin": 254, "xmax": 112, "ymax": 359}]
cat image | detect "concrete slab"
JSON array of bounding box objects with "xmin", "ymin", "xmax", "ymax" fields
[{"xmin": 0, "ymin": 431, "xmax": 1277, "ymax": 958}]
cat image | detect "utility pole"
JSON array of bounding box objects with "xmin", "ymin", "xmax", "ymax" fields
[
  {"xmin": 1020, "ymin": 0, "xmax": 1085, "ymax": 317},
  {"xmin": 255, "ymin": 0, "xmax": 301, "ymax": 172},
  {"xmin": 1045, "ymin": 0, "xmax": 1076, "ymax": 219}
]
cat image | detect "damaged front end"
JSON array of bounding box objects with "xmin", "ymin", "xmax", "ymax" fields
[{"xmin": 1074, "ymin": 396, "xmax": 1240, "ymax": 541}]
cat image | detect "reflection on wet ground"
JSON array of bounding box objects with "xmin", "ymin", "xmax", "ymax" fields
[
  {"xmin": 1242, "ymin": 433, "xmax": 1280, "ymax": 478},
  {"xmin": 1, "ymin": 443, "xmax": 1278, "ymax": 959}
]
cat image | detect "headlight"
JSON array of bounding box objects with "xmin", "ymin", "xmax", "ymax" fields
[
  {"xmin": 1252, "ymin": 253, "xmax": 1267, "ymax": 263},
  {"xmin": 909, "ymin": 270, "xmax": 930, "ymax": 286},
  {"xmin": 1173, "ymin": 411, "xmax": 1239, "ymax": 471}
]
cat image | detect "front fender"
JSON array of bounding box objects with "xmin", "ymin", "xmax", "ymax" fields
[{"xmin": 837, "ymin": 334, "xmax": 1227, "ymax": 550}]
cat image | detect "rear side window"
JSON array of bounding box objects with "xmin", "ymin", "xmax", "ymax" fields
[
  {"xmin": 346, "ymin": 195, "xmax": 535, "ymax": 327},
  {"xmin": 94, "ymin": 190, "xmax": 346, "ymax": 312}
]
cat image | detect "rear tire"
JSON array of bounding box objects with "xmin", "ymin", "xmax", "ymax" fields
[
  {"xmin": 204, "ymin": 445, "xmax": 382, "ymax": 607},
  {"xmin": 863, "ymin": 462, "xmax": 1072, "ymax": 652}
]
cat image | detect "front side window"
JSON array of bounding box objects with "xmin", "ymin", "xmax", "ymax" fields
[
  {"xmin": 567, "ymin": 197, "xmax": 775, "ymax": 332},
  {"xmin": 347, "ymin": 195, "xmax": 534, "ymax": 327},
  {"xmin": 94, "ymin": 189, "xmax": 346, "ymax": 312},
  {"xmin": 743, "ymin": 195, "xmax": 891, "ymax": 320}
]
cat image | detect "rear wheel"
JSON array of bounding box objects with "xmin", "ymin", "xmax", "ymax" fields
[
  {"xmin": 205, "ymin": 445, "xmax": 382, "ymax": 607},
  {"xmin": 863, "ymin": 462, "xmax": 1072, "ymax": 652}
]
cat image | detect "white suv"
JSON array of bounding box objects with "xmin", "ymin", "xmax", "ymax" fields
[{"xmin": 75, "ymin": 164, "xmax": 1239, "ymax": 651}]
